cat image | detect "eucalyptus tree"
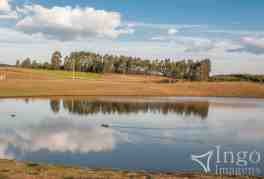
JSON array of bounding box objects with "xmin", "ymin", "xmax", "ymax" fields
[
  {"xmin": 21, "ymin": 57, "xmax": 31, "ymax": 68},
  {"xmin": 51, "ymin": 51, "xmax": 62, "ymax": 70}
]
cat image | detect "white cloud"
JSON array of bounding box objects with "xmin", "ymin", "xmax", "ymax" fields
[
  {"xmin": 0, "ymin": 118, "xmax": 116, "ymax": 158},
  {"xmin": 0, "ymin": 142, "xmax": 13, "ymax": 159},
  {"xmin": 0, "ymin": 11, "xmax": 17, "ymax": 19},
  {"xmin": 241, "ymin": 36, "xmax": 264, "ymax": 48},
  {"xmin": 16, "ymin": 4, "xmax": 133, "ymax": 41},
  {"xmin": 226, "ymin": 36, "xmax": 264, "ymax": 55},
  {"xmin": 0, "ymin": 0, "xmax": 10, "ymax": 12},
  {"xmin": 183, "ymin": 38, "xmax": 215, "ymax": 53},
  {"xmin": 168, "ymin": 28, "xmax": 178, "ymax": 35},
  {"xmin": 0, "ymin": 27, "xmax": 50, "ymax": 43},
  {"xmin": 151, "ymin": 35, "xmax": 215, "ymax": 53},
  {"xmin": 0, "ymin": 0, "xmax": 17, "ymax": 19}
]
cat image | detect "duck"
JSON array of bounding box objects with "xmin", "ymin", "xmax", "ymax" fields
[{"xmin": 101, "ymin": 124, "xmax": 110, "ymax": 128}]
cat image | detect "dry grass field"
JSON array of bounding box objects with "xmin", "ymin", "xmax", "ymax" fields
[
  {"xmin": 0, "ymin": 67, "xmax": 264, "ymax": 98},
  {"xmin": 0, "ymin": 159, "xmax": 259, "ymax": 179}
]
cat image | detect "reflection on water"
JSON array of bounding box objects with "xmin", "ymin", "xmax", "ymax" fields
[
  {"xmin": 0, "ymin": 97, "xmax": 264, "ymax": 175},
  {"xmin": 50, "ymin": 100, "xmax": 60, "ymax": 113},
  {"xmin": 49, "ymin": 99, "xmax": 209, "ymax": 119},
  {"xmin": 0, "ymin": 118, "xmax": 115, "ymax": 160}
]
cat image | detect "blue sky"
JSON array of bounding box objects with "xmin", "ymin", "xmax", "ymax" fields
[
  {"xmin": 0, "ymin": 0, "xmax": 264, "ymax": 74},
  {"xmin": 16, "ymin": 0, "xmax": 264, "ymax": 29}
]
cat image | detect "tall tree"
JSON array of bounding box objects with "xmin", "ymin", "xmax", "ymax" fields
[
  {"xmin": 16, "ymin": 60, "xmax": 20, "ymax": 67},
  {"xmin": 21, "ymin": 57, "xmax": 31, "ymax": 68},
  {"xmin": 51, "ymin": 51, "xmax": 62, "ymax": 70}
]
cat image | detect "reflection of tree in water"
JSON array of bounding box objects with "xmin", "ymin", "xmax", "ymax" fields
[
  {"xmin": 50, "ymin": 99, "xmax": 60, "ymax": 113},
  {"xmin": 58, "ymin": 99, "xmax": 209, "ymax": 119}
]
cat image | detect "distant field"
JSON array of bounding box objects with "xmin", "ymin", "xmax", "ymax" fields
[
  {"xmin": 0, "ymin": 67, "xmax": 264, "ymax": 98},
  {"xmin": 0, "ymin": 67, "xmax": 169, "ymax": 82},
  {"xmin": 31, "ymin": 69, "xmax": 101, "ymax": 79},
  {"xmin": 0, "ymin": 67, "xmax": 101, "ymax": 80}
]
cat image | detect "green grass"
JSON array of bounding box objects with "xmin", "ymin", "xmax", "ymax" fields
[{"xmin": 31, "ymin": 69, "xmax": 101, "ymax": 79}]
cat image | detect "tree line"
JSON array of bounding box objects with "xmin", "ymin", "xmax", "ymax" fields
[
  {"xmin": 211, "ymin": 74, "xmax": 264, "ymax": 83},
  {"xmin": 16, "ymin": 51, "xmax": 211, "ymax": 81}
]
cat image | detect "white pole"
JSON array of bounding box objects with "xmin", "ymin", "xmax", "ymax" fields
[
  {"xmin": 1, "ymin": 67, "xmax": 7, "ymax": 80},
  {"xmin": 0, "ymin": 62, "xmax": 4, "ymax": 80},
  {"xmin": 72, "ymin": 60, "xmax": 75, "ymax": 80}
]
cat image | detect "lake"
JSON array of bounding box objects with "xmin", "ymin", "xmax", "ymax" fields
[{"xmin": 0, "ymin": 97, "xmax": 263, "ymax": 176}]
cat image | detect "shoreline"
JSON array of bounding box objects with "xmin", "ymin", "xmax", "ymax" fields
[
  {"xmin": 0, "ymin": 159, "xmax": 261, "ymax": 179},
  {"xmin": 1, "ymin": 94, "xmax": 264, "ymax": 100}
]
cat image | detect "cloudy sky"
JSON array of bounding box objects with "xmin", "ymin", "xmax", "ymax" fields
[{"xmin": 0, "ymin": 0, "xmax": 264, "ymax": 74}]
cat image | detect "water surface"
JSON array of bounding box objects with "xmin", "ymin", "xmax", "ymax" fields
[{"xmin": 0, "ymin": 97, "xmax": 263, "ymax": 175}]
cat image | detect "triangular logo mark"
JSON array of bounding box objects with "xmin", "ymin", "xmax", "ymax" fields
[{"xmin": 191, "ymin": 150, "xmax": 214, "ymax": 173}]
